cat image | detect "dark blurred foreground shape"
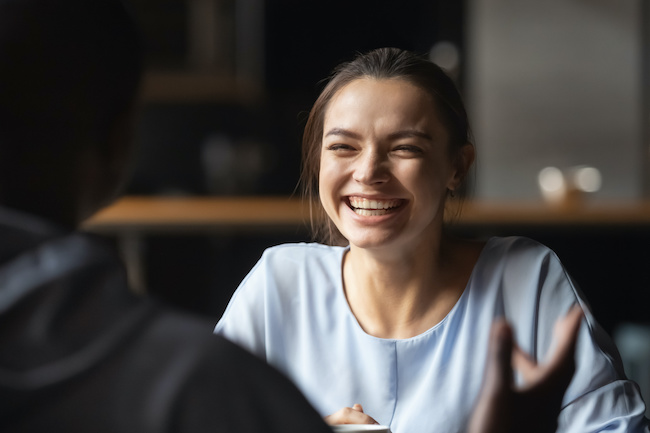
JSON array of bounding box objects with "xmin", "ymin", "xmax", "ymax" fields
[{"xmin": 0, "ymin": 0, "xmax": 336, "ymax": 431}]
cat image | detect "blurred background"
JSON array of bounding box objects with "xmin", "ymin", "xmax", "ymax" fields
[
  {"xmin": 88, "ymin": 0, "xmax": 649, "ymax": 405},
  {"xmin": 119, "ymin": 0, "xmax": 468, "ymax": 316}
]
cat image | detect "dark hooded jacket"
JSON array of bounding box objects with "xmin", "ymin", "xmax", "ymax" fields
[{"xmin": 0, "ymin": 206, "xmax": 331, "ymax": 433}]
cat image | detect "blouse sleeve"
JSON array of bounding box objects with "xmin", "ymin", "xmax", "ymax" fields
[
  {"xmin": 214, "ymin": 253, "xmax": 270, "ymax": 360},
  {"xmin": 503, "ymin": 238, "xmax": 649, "ymax": 432}
]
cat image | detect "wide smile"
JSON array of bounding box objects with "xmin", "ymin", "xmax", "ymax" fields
[{"xmin": 347, "ymin": 196, "xmax": 405, "ymax": 216}]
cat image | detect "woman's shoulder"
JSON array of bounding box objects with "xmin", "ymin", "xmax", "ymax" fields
[
  {"xmin": 470, "ymin": 235, "xmax": 570, "ymax": 296},
  {"xmin": 238, "ymin": 242, "xmax": 347, "ymax": 293},
  {"xmin": 260, "ymin": 242, "xmax": 347, "ymax": 266},
  {"xmin": 485, "ymin": 235, "xmax": 552, "ymax": 252},
  {"xmin": 263, "ymin": 241, "xmax": 344, "ymax": 253},
  {"xmin": 471, "ymin": 236, "xmax": 577, "ymax": 306},
  {"xmin": 481, "ymin": 235, "xmax": 558, "ymax": 265},
  {"xmin": 217, "ymin": 244, "xmax": 347, "ymax": 334}
]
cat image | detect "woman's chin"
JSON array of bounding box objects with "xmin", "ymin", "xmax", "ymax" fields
[{"xmin": 343, "ymin": 231, "xmax": 401, "ymax": 251}]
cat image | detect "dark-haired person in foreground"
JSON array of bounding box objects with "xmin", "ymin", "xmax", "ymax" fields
[
  {"xmin": 0, "ymin": 0, "xmax": 592, "ymax": 432},
  {"xmin": 0, "ymin": 1, "xmax": 332, "ymax": 432}
]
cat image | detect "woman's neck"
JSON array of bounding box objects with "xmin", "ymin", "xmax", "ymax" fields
[{"xmin": 343, "ymin": 235, "xmax": 483, "ymax": 339}]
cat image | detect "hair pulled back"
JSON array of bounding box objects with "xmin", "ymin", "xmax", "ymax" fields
[{"xmin": 300, "ymin": 47, "xmax": 472, "ymax": 245}]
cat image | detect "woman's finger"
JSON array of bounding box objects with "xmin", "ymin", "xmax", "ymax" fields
[
  {"xmin": 539, "ymin": 305, "xmax": 583, "ymax": 392},
  {"xmin": 511, "ymin": 343, "xmax": 539, "ymax": 384},
  {"xmin": 324, "ymin": 406, "xmax": 379, "ymax": 425},
  {"xmin": 512, "ymin": 306, "xmax": 583, "ymax": 388},
  {"xmin": 547, "ymin": 306, "xmax": 583, "ymax": 370}
]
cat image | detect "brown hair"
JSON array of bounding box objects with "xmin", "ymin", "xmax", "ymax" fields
[{"xmin": 300, "ymin": 47, "xmax": 473, "ymax": 245}]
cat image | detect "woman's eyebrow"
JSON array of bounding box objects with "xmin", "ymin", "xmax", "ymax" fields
[
  {"xmin": 324, "ymin": 128, "xmax": 362, "ymax": 139},
  {"xmin": 387, "ymin": 129, "xmax": 433, "ymax": 141},
  {"xmin": 324, "ymin": 128, "xmax": 432, "ymax": 141}
]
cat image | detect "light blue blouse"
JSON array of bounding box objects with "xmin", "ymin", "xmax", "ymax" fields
[{"xmin": 215, "ymin": 237, "xmax": 649, "ymax": 433}]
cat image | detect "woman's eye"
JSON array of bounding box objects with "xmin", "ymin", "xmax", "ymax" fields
[
  {"xmin": 393, "ymin": 145, "xmax": 423, "ymax": 155},
  {"xmin": 326, "ymin": 143, "xmax": 355, "ymax": 151}
]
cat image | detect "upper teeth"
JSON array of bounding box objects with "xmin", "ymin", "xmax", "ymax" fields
[{"xmin": 349, "ymin": 197, "xmax": 401, "ymax": 210}]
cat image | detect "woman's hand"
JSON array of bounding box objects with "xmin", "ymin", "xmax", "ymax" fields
[
  {"xmin": 325, "ymin": 403, "xmax": 379, "ymax": 425},
  {"xmin": 468, "ymin": 306, "xmax": 584, "ymax": 433}
]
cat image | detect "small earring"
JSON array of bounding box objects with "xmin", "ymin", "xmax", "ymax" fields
[{"xmin": 448, "ymin": 189, "xmax": 456, "ymax": 198}]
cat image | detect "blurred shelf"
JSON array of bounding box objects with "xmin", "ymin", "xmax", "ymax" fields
[
  {"xmin": 83, "ymin": 196, "xmax": 650, "ymax": 235},
  {"xmin": 447, "ymin": 200, "xmax": 650, "ymax": 228},
  {"xmin": 138, "ymin": 71, "xmax": 264, "ymax": 104},
  {"xmin": 84, "ymin": 196, "xmax": 310, "ymax": 234}
]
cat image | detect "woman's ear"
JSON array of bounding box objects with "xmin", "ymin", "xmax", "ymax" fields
[{"xmin": 448, "ymin": 143, "xmax": 475, "ymax": 192}]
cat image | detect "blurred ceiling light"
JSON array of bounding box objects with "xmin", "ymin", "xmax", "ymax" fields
[{"xmin": 429, "ymin": 41, "xmax": 460, "ymax": 73}]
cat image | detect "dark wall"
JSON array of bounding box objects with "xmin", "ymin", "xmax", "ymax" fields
[
  {"xmin": 264, "ymin": 0, "xmax": 464, "ymax": 92},
  {"xmin": 125, "ymin": 0, "xmax": 465, "ymax": 197}
]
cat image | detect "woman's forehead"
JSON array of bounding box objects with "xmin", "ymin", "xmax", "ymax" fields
[{"xmin": 323, "ymin": 78, "xmax": 442, "ymax": 132}]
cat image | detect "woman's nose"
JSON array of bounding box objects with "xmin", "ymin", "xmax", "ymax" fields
[{"xmin": 352, "ymin": 151, "xmax": 390, "ymax": 185}]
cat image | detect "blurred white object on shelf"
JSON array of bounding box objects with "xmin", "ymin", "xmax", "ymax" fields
[{"xmin": 538, "ymin": 165, "xmax": 602, "ymax": 206}]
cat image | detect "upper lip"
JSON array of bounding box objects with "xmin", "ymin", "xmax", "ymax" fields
[{"xmin": 345, "ymin": 193, "xmax": 402, "ymax": 200}]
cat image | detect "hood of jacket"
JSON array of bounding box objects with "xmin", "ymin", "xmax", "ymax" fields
[{"xmin": 0, "ymin": 206, "xmax": 148, "ymax": 401}]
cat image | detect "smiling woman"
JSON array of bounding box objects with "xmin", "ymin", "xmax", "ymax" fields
[
  {"xmin": 302, "ymin": 48, "xmax": 473, "ymax": 246},
  {"xmin": 215, "ymin": 48, "xmax": 649, "ymax": 433},
  {"xmin": 318, "ymin": 77, "xmax": 471, "ymax": 255}
]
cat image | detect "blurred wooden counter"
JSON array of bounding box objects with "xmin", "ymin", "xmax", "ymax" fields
[{"xmin": 83, "ymin": 196, "xmax": 650, "ymax": 234}]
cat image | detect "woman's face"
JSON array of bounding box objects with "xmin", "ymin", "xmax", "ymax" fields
[{"xmin": 318, "ymin": 78, "xmax": 463, "ymax": 253}]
